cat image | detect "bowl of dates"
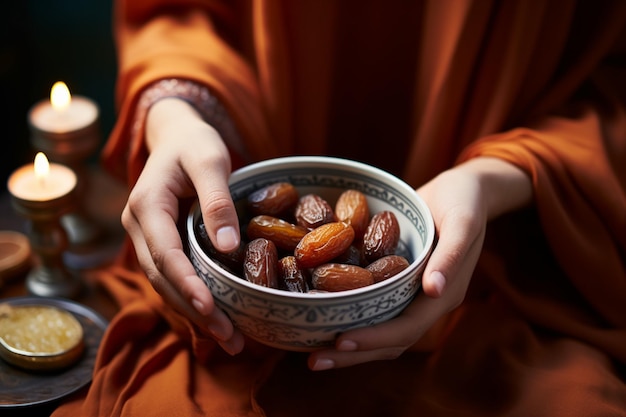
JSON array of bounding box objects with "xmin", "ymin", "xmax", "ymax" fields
[{"xmin": 187, "ymin": 156, "xmax": 435, "ymax": 351}]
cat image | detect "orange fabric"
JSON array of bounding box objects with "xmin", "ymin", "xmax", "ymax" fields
[{"xmin": 55, "ymin": 1, "xmax": 626, "ymax": 416}]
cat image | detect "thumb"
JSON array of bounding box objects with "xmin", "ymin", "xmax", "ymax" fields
[
  {"xmin": 200, "ymin": 193, "xmax": 240, "ymax": 254},
  {"xmin": 191, "ymin": 160, "xmax": 241, "ymax": 254},
  {"xmin": 420, "ymin": 214, "xmax": 481, "ymax": 298}
]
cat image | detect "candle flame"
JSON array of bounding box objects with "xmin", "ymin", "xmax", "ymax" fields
[
  {"xmin": 34, "ymin": 152, "xmax": 50, "ymax": 184},
  {"xmin": 50, "ymin": 81, "xmax": 71, "ymax": 111}
]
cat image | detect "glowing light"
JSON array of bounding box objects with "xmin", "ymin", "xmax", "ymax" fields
[
  {"xmin": 50, "ymin": 82, "xmax": 71, "ymax": 111},
  {"xmin": 34, "ymin": 152, "xmax": 50, "ymax": 184}
]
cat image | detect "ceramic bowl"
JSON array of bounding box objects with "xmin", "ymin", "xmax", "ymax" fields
[{"xmin": 187, "ymin": 156, "xmax": 435, "ymax": 351}]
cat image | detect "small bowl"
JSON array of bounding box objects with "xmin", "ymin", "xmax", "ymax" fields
[
  {"xmin": 187, "ymin": 156, "xmax": 435, "ymax": 351},
  {"xmin": 0, "ymin": 304, "xmax": 84, "ymax": 371},
  {"xmin": 0, "ymin": 231, "xmax": 31, "ymax": 286}
]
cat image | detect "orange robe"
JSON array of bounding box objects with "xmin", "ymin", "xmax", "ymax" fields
[{"xmin": 54, "ymin": 1, "xmax": 626, "ymax": 416}]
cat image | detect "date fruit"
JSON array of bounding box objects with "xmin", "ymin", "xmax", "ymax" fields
[
  {"xmin": 335, "ymin": 189, "xmax": 370, "ymax": 239},
  {"xmin": 294, "ymin": 222, "xmax": 355, "ymax": 269},
  {"xmin": 331, "ymin": 244, "xmax": 364, "ymax": 266},
  {"xmin": 294, "ymin": 194, "xmax": 336, "ymax": 230},
  {"xmin": 201, "ymin": 180, "xmax": 412, "ymax": 294},
  {"xmin": 243, "ymin": 238, "xmax": 279, "ymax": 288},
  {"xmin": 366, "ymin": 255, "xmax": 410, "ymax": 283},
  {"xmin": 247, "ymin": 182, "xmax": 299, "ymax": 217},
  {"xmin": 197, "ymin": 222, "xmax": 245, "ymax": 275},
  {"xmin": 312, "ymin": 263, "xmax": 374, "ymax": 292},
  {"xmin": 278, "ymin": 256, "xmax": 311, "ymax": 293},
  {"xmin": 246, "ymin": 215, "xmax": 308, "ymax": 252},
  {"xmin": 363, "ymin": 211, "xmax": 400, "ymax": 262}
]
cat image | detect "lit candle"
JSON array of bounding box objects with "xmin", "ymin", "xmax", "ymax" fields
[
  {"xmin": 7, "ymin": 152, "xmax": 82, "ymax": 298},
  {"xmin": 28, "ymin": 82, "xmax": 99, "ymax": 134},
  {"xmin": 27, "ymin": 82, "xmax": 102, "ymax": 252},
  {"xmin": 8, "ymin": 152, "xmax": 77, "ymax": 202}
]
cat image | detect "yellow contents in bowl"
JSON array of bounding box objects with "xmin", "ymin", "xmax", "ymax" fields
[{"xmin": 0, "ymin": 304, "xmax": 84, "ymax": 371}]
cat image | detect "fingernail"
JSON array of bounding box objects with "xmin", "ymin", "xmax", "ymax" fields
[
  {"xmin": 216, "ymin": 226, "xmax": 239, "ymax": 252},
  {"xmin": 208, "ymin": 324, "xmax": 228, "ymax": 342},
  {"xmin": 312, "ymin": 358, "xmax": 335, "ymax": 371},
  {"xmin": 219, "ymin": 340, "xmax": 238, "ymax": 356},
  {"xmin": 430, "ymin": 271, "xmax": 446, "ymax": 295},
  {"xmin": 337, "ymin": 340, "xmax": 357, "ymax": 351},
  {"xmin": 192, "ymin": 298, "xmax": 206, "ymax": 315}
]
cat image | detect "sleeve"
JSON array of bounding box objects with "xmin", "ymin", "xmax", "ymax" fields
[
  {"xmin": 457, "ymin": 27, "xmax": 626, "ymax": 332},
  {"xmin": 101, "ymin": 0, "xmax": 277, "ymax": 185}
]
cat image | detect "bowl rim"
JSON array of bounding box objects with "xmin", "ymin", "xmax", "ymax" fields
[{"xmin": 187, "ymin": 155, "xmax": 435, "ymax": 300}]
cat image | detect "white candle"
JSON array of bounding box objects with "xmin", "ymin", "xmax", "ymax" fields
[
  {"xmin": 28, "ymin": 82, "xmax": 98, "ymax": 134},
  {"xmin": 8, "ymin": 152, "xmax": 77, "ymax": 202}
]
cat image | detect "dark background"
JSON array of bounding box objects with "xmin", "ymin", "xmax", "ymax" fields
[
  {"xmin": 0, "ymin": 6, "xmax": 117, "ymax": 414},
  {"xmin": 1, "ymin": 0, "xmax": 117, "ymax": 192}
]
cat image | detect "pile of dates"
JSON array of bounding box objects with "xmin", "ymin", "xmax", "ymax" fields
[{"xmin": 197, "ymin": 182, "xmax": 411, "ymax": 293}]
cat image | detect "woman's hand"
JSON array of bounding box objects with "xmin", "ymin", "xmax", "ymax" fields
[
  {"xmin": 308, "ymin": 157, "xmax": 532, "ymax": 370},
  {"xmin": 121, "ymin": 97, "xmax": 245, "ymax": 355}
]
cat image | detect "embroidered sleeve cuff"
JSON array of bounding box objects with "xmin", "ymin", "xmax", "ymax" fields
[{"xmin": 132, "ymin": 78, "xmax": 247, "ymax": 159}]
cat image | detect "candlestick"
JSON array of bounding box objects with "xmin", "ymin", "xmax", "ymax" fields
[
  {"xmin": 7, "ymin": 153, "xmax": 82, "ymax": 298},
  {"xmin": 28, "ymin": 82, "xmax": 102, "ymax": 253}
]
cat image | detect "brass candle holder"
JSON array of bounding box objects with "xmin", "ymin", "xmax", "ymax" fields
[
  {"xmin": 28, "ymin": 82, "xmax": 102, "ymax": 252},
  {"xmin": 7, "ymin": 154, "xmax": 82, "ymax": 298}
]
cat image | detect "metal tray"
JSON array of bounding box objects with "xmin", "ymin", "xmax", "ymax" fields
[{"xmin": 0, "ymin": 296, "xmax": 108, "ymax": 409}]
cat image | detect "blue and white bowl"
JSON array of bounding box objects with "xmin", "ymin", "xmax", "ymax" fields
[{"xmin": 187, "ymin": 156, "xmax": 435, "ymax": 351}]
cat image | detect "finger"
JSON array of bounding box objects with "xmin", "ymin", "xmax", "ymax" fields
[
  {"xmin": 124, "ymin": 193, "xmax": 233, "ymax": 329},
  {"xmin": 308, "ymin": 348, "xmax": 397, "ymax": 371},
  {"xmin": 307, "ymin": 291, "xmax": 448, "ymax": 370},
  {"xmin": 124, "ymin": 205, "xmax": 246, "ymax": 354},
  {"xmin": 345, "ymin": 291, "xmax": 449, "ymax": 347},
  {"xmin": 185, "ymin": 142, "xmax": 241, "ymax": 254},
  {"xmin": 155, "ymin": 247, "xmax": 247, "ymax": 354},
  {"xmin": 122, "ymin": 203, "xmax": 204, "ymax": 313},
  {"xmin": 125, "ymin": 182, "xmax": 214, "ymax": 311},
  {"xmin": 421, "ymin": 209, "xmax": 483, "ymax": 298}
]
